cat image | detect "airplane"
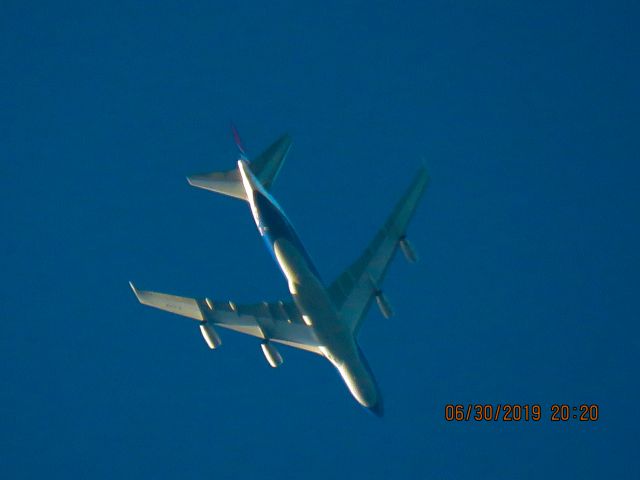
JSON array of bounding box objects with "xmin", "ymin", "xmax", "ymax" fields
[{"xmin": 129, "ymin": 128, "xmax": 428, "ymax": 416}]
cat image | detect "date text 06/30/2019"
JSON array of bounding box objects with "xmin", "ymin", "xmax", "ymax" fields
[{"xmin": 444, "ymin": 404, "xmax": 599, "ymax": 422}]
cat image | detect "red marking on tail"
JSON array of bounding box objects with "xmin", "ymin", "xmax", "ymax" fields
[{"xmin": 231, "ymin": 123, "xmax": 246, "ymax": 156}]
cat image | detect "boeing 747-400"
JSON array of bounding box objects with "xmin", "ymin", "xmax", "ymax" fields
[{"xmin": 130, "ymin": 129, "xmax": 428, "ymax": 416}]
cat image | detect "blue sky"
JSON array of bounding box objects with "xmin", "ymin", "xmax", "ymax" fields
[{"xmin": 2, "ymin": 1, "xmax": 639, "ymax": 478}]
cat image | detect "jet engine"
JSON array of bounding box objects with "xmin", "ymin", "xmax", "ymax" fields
[
  {"xmin": 261, "ymin": 341, "xmax": 283, "ymax": 368},
  {"xmin": 399, "ymin": 236, "xmax": 418, "ymax": 263},
  {"xmin": 375, "ymin": 291, "xmax": 394, "ymax": 319},
  {"xmin": 199, "ymin": 323, "xmax": 222, "ymax": 349}
]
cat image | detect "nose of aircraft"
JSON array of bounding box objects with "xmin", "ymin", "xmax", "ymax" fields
[{"xmin": 368, "ymin": 396, "xmax": 384, "ymax": 418}]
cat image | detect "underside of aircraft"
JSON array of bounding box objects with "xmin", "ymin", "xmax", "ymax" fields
[{"xmin": 130, "ymin": 128, "xmax": 428, "ymax": 416}]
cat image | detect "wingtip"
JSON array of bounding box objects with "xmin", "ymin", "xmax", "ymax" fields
[
  {"xmin": 129, "ymin": 281, "xmax": 141, "ymax": 301},
  {"xmin": 417, "ymin": 161, "xmax": 430, "ymax": 186}
]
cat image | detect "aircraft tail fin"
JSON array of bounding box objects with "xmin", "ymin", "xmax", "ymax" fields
[{"xmin": 187, "ymin": 132, "xmax": 292, "ymax": 201}]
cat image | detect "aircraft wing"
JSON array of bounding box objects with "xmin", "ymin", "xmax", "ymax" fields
[
  {"xmin": 129, "ymin": 282, "xmax": 322, "ymax": 354},
  {"xmin": 327, "ymin": 167, "xmax": 429, "ymax": 334}
]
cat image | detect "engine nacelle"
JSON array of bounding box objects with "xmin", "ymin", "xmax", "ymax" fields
[
  {"xmin": 261, "ymin": 341, "xmax": 283, "ymax": 368},
  {"xmin": 375, "ymin": 291, "xmax": 394, "ymax": 319},
  {"xmin": 199, "ymin": 323, "xmax": 222, "ymax": 349},
  {"xmin": 399, "ymin": 236, "xmax": 418, "ymax": 263}
]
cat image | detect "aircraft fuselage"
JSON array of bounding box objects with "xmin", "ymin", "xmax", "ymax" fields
[{"xmin": 238, "ymin": 161, "xmax": 383, "ymax": 416}]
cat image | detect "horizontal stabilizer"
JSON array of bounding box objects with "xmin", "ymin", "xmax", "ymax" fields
[
  {"xmin": 129, "ymin": 282, "xmax": 204, "ymax": 321},
  {"xmin": 187, "ymin": 169, "xmax": 246, "ymax": 200},
  {"xmin": 187, "ymin": 133, "xmax": 292, "ymax": 200}
]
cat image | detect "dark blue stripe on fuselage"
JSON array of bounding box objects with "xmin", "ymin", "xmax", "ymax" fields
[{"xmin": 253, "ymin": 191, "xmax": 322, "ymax": 281}]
